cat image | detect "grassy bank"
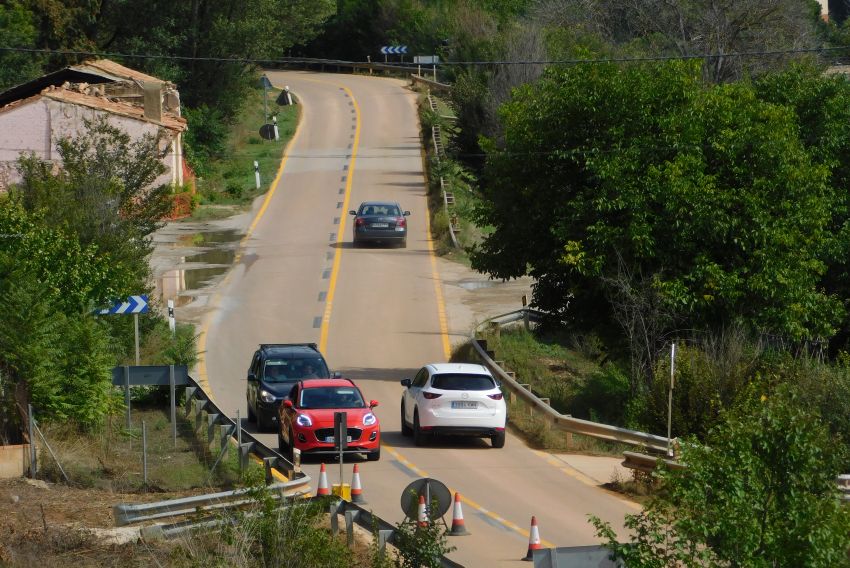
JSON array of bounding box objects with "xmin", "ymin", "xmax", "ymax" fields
[{"xmin": 190, "ymin": 86, "xmax": 299, "ymax": 221}]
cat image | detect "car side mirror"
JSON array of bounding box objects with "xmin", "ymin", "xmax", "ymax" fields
[
  {"xmin": 403, "ymin": 211, "xmax": 410, "ymax": 216},
  {"xmin": 247, "ymin": 373, "xmax": 257, "ymax": 382},
  {"xmin": 349, "ymin": 210, "xmax": 357, "ymax": 215},
  {"xmin": 332, "ymin": 371, "xmax": 341, "ymax": 378},
  {"xmin": 400, "ymin": 378, "xmax": 411, "ymax": 387},
  {"xmin": 283, "ymin": 400, "xmax": 293, "ymax": 409},
  {"xmin": 370, "ymin": 400, "xmax": 379, "ymax": 408}
]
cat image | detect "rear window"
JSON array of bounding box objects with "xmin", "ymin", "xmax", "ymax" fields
[{"xmin": 431, "ymin": 374, "xmax": 496, "ymax": 391}]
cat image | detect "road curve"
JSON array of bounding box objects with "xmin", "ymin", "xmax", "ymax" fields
[{"xmin": 200, "ymin": 70, "xmax": 634, "ymax": 566}]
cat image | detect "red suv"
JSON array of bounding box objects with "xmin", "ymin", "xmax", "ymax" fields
[{"xmin": 278, "ymin": 378, "xmax": 381, "ymax": 461}]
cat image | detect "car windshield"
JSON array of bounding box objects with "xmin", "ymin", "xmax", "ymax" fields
[
  {"xmin": 263, "ymin": 357, "xmax": 329, "ymax": 382},
  {"xmin": 431, "ymin": 374, "xmax": 496, "ymax": 391},
  {"xmin": 300, "ymin": 387, "xmax": 365, "ymax": 409},
  {"xmin": 361, "ymin": 204, "xmax": 400, "ymax": 216}
]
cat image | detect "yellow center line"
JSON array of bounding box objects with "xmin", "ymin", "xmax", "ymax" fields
[
  {"xmin": 383, "ymin": 444, "xmax": 555, "ymax": 548},
  {"xmin": 319, "ymin": 86, "xmax": 360, "ymax": 353}
]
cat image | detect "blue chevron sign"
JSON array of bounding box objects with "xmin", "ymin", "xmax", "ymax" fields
[
  {"xmin": 380, "ymin": 45, "xmax": 408, "ymax": 55},
  {"xmin": 98, "ymin": 295, "xmax": 149, "ymax": 315}
]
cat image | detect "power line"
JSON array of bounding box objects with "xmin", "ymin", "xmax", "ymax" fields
[{"xmin": 1, "ymin": 44, "xmax": 850, "ymax": 67}]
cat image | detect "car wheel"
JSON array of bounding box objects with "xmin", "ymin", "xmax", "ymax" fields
[
  {"xmin": 413, "ymin": 411, "xmax": 426, "ymax": 447},
  {"xmin": 352, "ymin": 239, "xmax": 360, "ymax": 248},
  {"xmin": 367, "ymin": 447, "xmax": 381, "ymax": 461},
  {"xmin": 400, "ymin": 404, "xmax": 412, "ymax": 436},
  {"xmin": 491, "ymin": 430, "xmax": 506, "ymax": 449},
  {"xmin": 399, "ymin": 239, "xmax": 407, "ymax": 249},
  {"xmin": 247, "ymin": 403, "xmax": 256, "ymax": 423}
]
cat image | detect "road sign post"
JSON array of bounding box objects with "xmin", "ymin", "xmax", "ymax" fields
[
  {"xmin": 335, "ymin": 411, "xmax": 347, "ymax": 486},
  {"xmin": 168, "ymin": 299, "xmax": 175, "ymax": 336},
  {"xmin": 97, "ymin": 295, "xmax": 149, "ymax": 382},
  {"xmin": 380, "ymin": 45, "xmax": 408, "ymax": 62}
]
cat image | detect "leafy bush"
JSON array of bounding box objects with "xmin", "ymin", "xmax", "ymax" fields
[
  {"xmin": 570, "ymin": 364, "xmax": 630, "ymax": 425},
  {"xmin": 183, "ymin": 105, "xmax": 228, "ymax": 178}
]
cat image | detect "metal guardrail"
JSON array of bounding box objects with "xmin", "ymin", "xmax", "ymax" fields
[
  {"xmin": 181, "ymin": 375, "xmax": 308, "ymax": 487},
  {"xmin": 114, "ymin": 480, "xmax": 308, "ymax": 526},
  {"xmin": 623, "ymin": 452, "xmax": 850, "ymax": 500},
  {"xmin": 427, "ymin": 94, "xmax": 460, "ymax": 249},
  {"xmin": 411, "ymin": 74, "xmax": 453, "ymax": 93},
  {"xmin": 470, "ymin": 309, "xmax": 673, "ymax": 454}
]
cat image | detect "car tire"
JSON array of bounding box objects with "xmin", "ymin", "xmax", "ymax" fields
[
  {"xmin": 247, "ymin": 403, "xmax": 256, "ymax": 423},
  {"xmin": 400, "ymin": 404, "xmax": 412, "ymax": 436},
  {"xmin": 367, "ymin": 447, "xmax": 381, "ymax": 461},
  {"xmin": 413, "ymin": 411, "xmax": 426, "ymax": 447},
  {"xmin": 399, "ymin": 239, "xmax": 407, "ymax": 249},
  {"xmin": 491, "ymin": 430, "xmax": 506, "ymax": 449}
]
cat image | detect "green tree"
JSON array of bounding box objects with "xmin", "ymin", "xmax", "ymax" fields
[
  {"xmin": 471, "ymin": 62, "xmax": 847, "ymax": 390},
  {"xmin": 592, "ymin": 389, "xmax": 850, "ymax": 566},
  {"xmin": 0, "ymin": 1, "xmax": 43, "ymax": 90},
  {"xmin": 14, "ymin": 117, "xmax": 170, "ymax": 295}
]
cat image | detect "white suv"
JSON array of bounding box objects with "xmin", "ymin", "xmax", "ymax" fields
[{"xmin": 400, "ymin": 363, "xmax": 507, "ymax": 448}]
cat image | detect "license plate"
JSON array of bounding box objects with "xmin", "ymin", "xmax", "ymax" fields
[
  {"xmin": 371, "ymin": 223, "xmax": 389, "ymax": 228},
  {"xmin": 325, "ymin": 436, "xmax": 353, "ymax": 443},
  {"xmin": 451, "ymin": 401, "xmax": 478, "ymax": 409}
]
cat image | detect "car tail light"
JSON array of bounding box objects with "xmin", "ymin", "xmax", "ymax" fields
[
  {"xmin": 396, "ymin": 217, "xmax": 406, "ymax": 227},
  {"xmin": 422, "ymin": 391, "xmax": 442, "ymax": 399},
  {"xmin": 355, "ymin": 217, "xmax": 366, "ymax": 227},
  {"xmin": 488, "ymin": 393, "xmax": 503, "ymax": 400}
]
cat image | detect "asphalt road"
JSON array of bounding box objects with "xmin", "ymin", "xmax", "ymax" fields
[{"xmin": 200, "ymin": 70, "xmax": 636, "ymax": 566}]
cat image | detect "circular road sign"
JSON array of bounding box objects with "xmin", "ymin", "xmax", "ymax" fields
[{"xmin": 400, "ymin": 477, "xmax": 452, "ymax": 520}]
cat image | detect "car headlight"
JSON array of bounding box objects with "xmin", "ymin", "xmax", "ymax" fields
[
  {"xmin": 260, "ymin": 390, "xmax": 276, "ymax": 403},
  {"xmin": 362, "ymin": 413, "xmax": 377, "ymax": 427},
  {"xmin": 296, "ymin": 414, "xmax": 313, "ymax": 427}
]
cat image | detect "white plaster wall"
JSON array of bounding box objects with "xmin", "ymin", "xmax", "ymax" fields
[{"xmin": 0, "ymin": 97, "xmax": 180, "ymax": 191}]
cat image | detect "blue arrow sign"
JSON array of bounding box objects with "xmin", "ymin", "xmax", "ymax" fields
[
  {"xmin": 97, "ymin": 295, "xmax": 149, "ymax": 315},
  {"xmin": 380, "ymin": 45, "xmax": 408, "ymax": 55}
]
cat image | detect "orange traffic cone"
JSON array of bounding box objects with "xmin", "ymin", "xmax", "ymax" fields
[
  {"xmin": 522, "ymin": 516, "xmax": 542, "ymax": 561},
  {"xmin": 351, "ymin": 463, "xmax": 366, "ymax": 504},
  {"xmin": 417, "ymin": 494, "xmax": 428, "ymax": 527},
  {"xmin": 317, "ymin": 463, "xmax": 330, "ymax": 496},
  {"xmin": 448, "ymin": 492, "xmax": 469, "ymax": 536}
]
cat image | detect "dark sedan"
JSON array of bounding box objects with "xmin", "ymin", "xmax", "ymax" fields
[{"xmin": 350, "ymin": 201, "xmax": 410, "ymax": 248}]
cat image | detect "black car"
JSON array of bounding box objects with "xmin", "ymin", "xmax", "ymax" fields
[
  {"xmin": 349, "ymin": 201, "xmax": 410, "ymax": 248},
  {"xmin": 246, "ymin": 343, "xmax": 333, "ymax": 431}
]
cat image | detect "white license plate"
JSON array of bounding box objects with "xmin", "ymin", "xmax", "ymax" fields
[
  {"xmin": 371, "ymin": 223, "xmax": 389, "ymax": 228},
  {"xmin": 325, "ymin": 436, "xmax": 353, "ymax": 443},
  {"xmin": 451, "ymin": 401, "xmax": 478, "ymax": 409}
]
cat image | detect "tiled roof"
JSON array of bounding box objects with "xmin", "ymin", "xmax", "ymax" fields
[
  {"xmin": 73, "ymin": 59, "xmax": 168, "ymax": 85},
  {"xmin": 40, "ymin": 85, "xmax": 187, "ymax": 132}
]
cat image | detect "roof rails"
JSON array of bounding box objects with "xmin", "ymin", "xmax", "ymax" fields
[{"xmin": 259, "ymin": 343, "xmax": 319, "ymax": 350}]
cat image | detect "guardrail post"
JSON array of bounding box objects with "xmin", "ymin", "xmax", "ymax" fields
[
  {"xmin": 219, "ymin": 424, "xmax": 233, "ymax": 451},
  {"xmin": 207, "ymin": 413, "xmax": 220, "ymax": 445},
  {"xmin": 193, "ymin": 400, "xmax": 205, "ymax": 430},
  {"xmin": 345, "ymin": 509, "xmax": 360, "ymax": 547},
  {"xmin": 377, "ymin": 529, "xmax": 394, "ymax": 555},
  {"xmin": 263, "ymin": 457, "xmax": 275, "ymax": 484},
  {"xmin": 330, "ymin": 499, "xmax": 345, "ymax": 534}
]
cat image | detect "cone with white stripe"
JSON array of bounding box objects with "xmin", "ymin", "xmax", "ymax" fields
[
  {"xmin": 350, "ymin": 463, "xmax": 366, "ymax": 503},
  {"xmin": 317, "ymin": 463, "xmax": 330, "ymax": 496},
  {"xmin": 448, "ymin": 492, "xmax": 470, "ymax": 536},
  {"xmin": 522, "ymin": 516, "xmax": 542, "ymax": 561},
  {"xmin": 417, "ymin": 494, "xmax": 428, "ymax": 527}
]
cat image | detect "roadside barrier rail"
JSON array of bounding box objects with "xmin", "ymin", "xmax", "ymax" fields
[
  {"xmin": 113, "ymin": 480, "xmax": 308, "ymax": 526},
  {"xmin": 623, "ymin": 452, "xmax": 849, "ymax": 499},
  {"xmin": 470, "ymin": 308, "xmax": 673, "ymax": 454}
]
